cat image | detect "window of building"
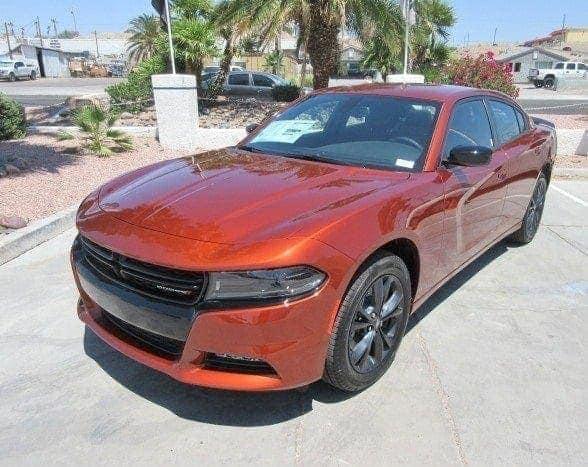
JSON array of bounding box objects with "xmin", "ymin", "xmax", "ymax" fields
[{"xmin": 514, "ymin": 62, "xmax": 521, "ymax": 72}]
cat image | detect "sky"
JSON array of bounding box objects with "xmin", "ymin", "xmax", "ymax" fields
[{"xmin": 0, "ymin": 0, "xmax": 586, "ymax": 44}]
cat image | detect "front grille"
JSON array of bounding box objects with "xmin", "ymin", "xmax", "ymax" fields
[
  {"xmin": 101, "ymin": 310, "xmax": 184, "ymax": 358},
  {"xmin": 204, "ymin": 354, "xmax": 277, "ymax": 375},
  {"xmin": 80, "ymin": 236, "xmax": 206, "ymax": 305}
]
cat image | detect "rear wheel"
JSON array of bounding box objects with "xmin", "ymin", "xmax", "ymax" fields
[
  {"xmin": 30, "ymin": 70, "xmax": 37, "ymax": 80},
  {"xmin": 510, "ymin": 173, "xmax": 547, "ymax": 244},
  {"xmin": 533, "ymin": 80, "xmax": 543, "ymax": 88},
  {"xmin": 323, "ymin": 253, "xmax": 411, "ymax": 392}
]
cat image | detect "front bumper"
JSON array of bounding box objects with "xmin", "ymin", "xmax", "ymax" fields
[{"xmin": 71, "ymin": 227, "xmax": 352, "ymax": 391}]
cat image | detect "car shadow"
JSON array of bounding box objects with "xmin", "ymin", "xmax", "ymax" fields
[{"xmin": 83, "ymin": 239, "xmax": 514, "ymax": 426}]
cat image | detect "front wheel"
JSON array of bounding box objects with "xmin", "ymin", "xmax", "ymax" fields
[
  {"xmin": 544, "ymin": 77, "xmax": 555, "ymax": 89},
  {"xmin": 510, "ymin": 173, "xmax": 547, "ymax": 244},
  {"xmin": 323, "ymin": 253, "xmax": 411, "ymax": 392},
  {"xmin": 533, "ymin": 80, "xmax": 543, "ymax": 88}
]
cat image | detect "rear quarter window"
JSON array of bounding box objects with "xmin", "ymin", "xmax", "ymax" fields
[{"xmin": 488, "ymin": 100, "xmax": 521, "ymax": 143}]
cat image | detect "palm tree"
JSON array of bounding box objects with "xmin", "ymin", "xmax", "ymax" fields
[
  {"xmin": 126, "ymin": 14, "xmax": 162, "ymax": 64},
  {"xmin": 411, "ymin": 0, "xmax": 455, "ymax": 70},
  {"xmin": 173, "ymin": 18, "xmax": 218, "ymax": 85},
  {"xmin": 214, "ymin": 0, "xmax": 403, "ymax": 90},
  {"xmin": 59, "ymin": 105, "xmax": 133, "ymax": 157}
]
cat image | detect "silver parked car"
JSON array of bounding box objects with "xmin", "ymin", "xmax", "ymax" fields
[{"xmin": 201, "ymin": 71, "xmax": 287, "ymax": 97}]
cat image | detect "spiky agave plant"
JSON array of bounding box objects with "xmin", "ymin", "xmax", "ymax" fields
[{"xmin": 59, "ymin": 105, "xmax": 133, "ymax": 157}]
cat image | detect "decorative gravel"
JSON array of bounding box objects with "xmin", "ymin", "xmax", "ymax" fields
[
  {"xmin": 0, "ymin": 135, "xmax": 192, "ymax": 223},
  {"xmin": 529, "ymin": 113, "xmax": 588, "ymax": 130}
]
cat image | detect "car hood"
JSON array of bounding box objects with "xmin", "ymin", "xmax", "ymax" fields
[{"xmin": 98, "ymin": 148, "xmax": 409, "ymax": 244}]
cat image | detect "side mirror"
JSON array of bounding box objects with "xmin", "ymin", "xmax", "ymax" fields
[
  {"xmin": 447, "ymin": 146, "xmax": 492, "ymax": 167},
  {"xmin": 245, "ymin": 123, "xmax": 259, "ymax": 134}
]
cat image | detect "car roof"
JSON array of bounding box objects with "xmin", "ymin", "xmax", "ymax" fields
[{"xmin": 314, "ymin": 83, "xmax": 513, "ymax": 104}]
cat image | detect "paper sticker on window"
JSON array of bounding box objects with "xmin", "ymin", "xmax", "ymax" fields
[
  {"xmin": 396, "ymin": 158, "xmax": 415, "ymax": 169},
  {"xmin": 251, "ymin": 120, "xmax": 320, "ymax": 144}
]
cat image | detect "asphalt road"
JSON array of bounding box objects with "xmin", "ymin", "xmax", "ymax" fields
[
  {"xmin": 518, "ymin": 99, "xmax": 588, "ymax": 115},
  {"xmin": 0, "ymin": 77, "xmax": 123, "ymax": 107},
  {"xmin": 1, "ymin": 180, "xmax": 587, "ymax": 465}
]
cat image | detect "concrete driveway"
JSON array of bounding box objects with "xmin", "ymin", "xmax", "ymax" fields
[
  {"xmin": 1, "ymin": 180, "xmax": 587, "ymax": 465},
  {"xmin": 0, "ymin": 78, "xmax": 123, "ymax": 106}
]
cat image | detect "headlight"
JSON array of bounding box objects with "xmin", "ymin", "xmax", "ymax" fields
[{"xmin": 204, "ymin": 266, "xmax": 326, "ymax": 303}]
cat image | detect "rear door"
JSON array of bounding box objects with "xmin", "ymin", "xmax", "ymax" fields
[
  {"xmin": 251, "ymin": 73, "xmax": 275, "ymax": 98},
  {"xmin": 439, "ymin": 98, "xmax": 507, "ymax": 269},
  {"xmin": 486, "ymin": 99, "xmax": 537, "ymax": 229},
  {"xmin": 226, "ymin": 72, "xmax": 252, "ymax": 96},
  {"xmin": 564, "ymin": 62, "xmax": 576, "ymax": 77}
]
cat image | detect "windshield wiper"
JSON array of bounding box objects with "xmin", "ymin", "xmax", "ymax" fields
[
  {"xmin": 238, "ymin": 145, "xmax": 263, "ymax": 153},
  {"xmin": 279, "ymin": 151, "xmax": 356, "ymax": 167}
]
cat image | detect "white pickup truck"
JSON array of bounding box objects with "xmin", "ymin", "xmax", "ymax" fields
[
  {"xmin": 0, "ymin": 60, "xmax": 39, "ymax": 82},
  {"xmin": 528, "ymin": 61, "xmax": 587, "ymax": 88},
  {"xmin": 529, "ymin": 62, "xmax": 588, "ymax": 88}
]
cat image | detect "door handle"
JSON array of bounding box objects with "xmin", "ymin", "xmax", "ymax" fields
[{"xmin": 497, "ymin": 171, "xmax": 507, "ymax": 181}]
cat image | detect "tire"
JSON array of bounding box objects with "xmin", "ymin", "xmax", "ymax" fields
[
  {"xmin": 30, "ymin": 71, "xmax": 37, "ymax": 80},
  {"xmin": 8, "ymin": 73, "xmax": 16, "ymax": 82},
  {"xmin": 533, "ymin": 80, "xmax": 543, "ymax": 88},
  {"xmin": 323, "ymin": 253, "xmax": 411, "ymax": 392},
  {"xmin": 543, "ymin": 77, "xmax": 555, "ymax": 89},
  {"xmin": 510, "ymin": 173, "xmax": 548, "ymax": 244}
]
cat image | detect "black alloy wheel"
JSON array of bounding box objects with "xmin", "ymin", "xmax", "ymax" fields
[
  {"xmin": 324, "ymin": 253, "xmax": 411, "ymax": 392},
  {"xmin": 511, "ymin": 173, "xmax": 548, "ymax": 244},
  {"xmin": 348, "ymin": 275, "xmax": 404, "ymax": 373}
]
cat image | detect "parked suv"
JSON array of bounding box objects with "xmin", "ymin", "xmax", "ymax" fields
[
  {"xmin": 529, "ymin": 61, "xmax": 587, "ymax": 88},
  {"xmin": 201, "ymin": 71, "xmax": 287, "ymax": 97},
  {"xmin": 0, "ymin": 60, "xmax": 38, "ymax": 81}
]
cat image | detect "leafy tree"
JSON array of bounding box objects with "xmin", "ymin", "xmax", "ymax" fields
[
  {"xmin": 444, "ymin": 52, "xmax": 519, "ymax": 98},
  {"xmin": 57, "ymin": 30, "xmax": 80, "ymax": 39},
  {"xmin": 263, "ymin": 50, "xmax": 284, "ymax": 75},
  {"xmin": 127, "ymin": 14, "xmax": 162, "ymax": 63},
  {"xmin": 173, "ymin": 18, "xmax": 218, "ymax": 85},
  {"xmin": 214, "ymin": 0, "xmax": 403, "ymax": 89},
  {"xmin": 59, "ymin": 105, "xmax": 133, "ymax": 157}
]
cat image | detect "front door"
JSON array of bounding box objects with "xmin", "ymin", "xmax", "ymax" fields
[{"xmin": 439, "ymin": 98, "xmax": 507, "ymax": 271}]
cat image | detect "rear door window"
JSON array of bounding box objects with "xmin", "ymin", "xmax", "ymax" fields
[
  {"xmin": 228, "ymin": 73, "xmax": 250, "ymax": 86},
  {"xmin": 443, "ymin": 99, "xmax": 494, "ymax": 159},
  {"xmin": 566, "ymin": 63, "xmax": 576, "ymax": 70},
  {"xmin": 252, "ymin": 74, "xmax": 274, "ymax": 87},
  {"xmin": 554, "ymin": 63, "xmax": 564, "ymax": 69},
  {"xmin": 488, "ymin": 100, "xmax": 521, "ymax": 144}
]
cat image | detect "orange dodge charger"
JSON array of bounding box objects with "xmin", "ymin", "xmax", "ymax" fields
[{"xmin": 71, "ymin": 84, "xmax": 555, "ymax": 392}]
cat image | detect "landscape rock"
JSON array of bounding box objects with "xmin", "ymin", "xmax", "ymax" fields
[
  {"xmin": 4, "ymin": 164, "xmax": 20, "ymax": 176},
  {"xmin": 120, "ymin": 112, "xmax": 133, "ymax": 119},
  {"xmin": 0, "ymin": 167, "xmax": 7, "ymax": 178},
  {"xmin": 0, "ymin": 215, "xmax": 27, "ymax": 229},
  {"xmin": 13, "ymin": 157, "xmax": 29, "ymax": 169}
]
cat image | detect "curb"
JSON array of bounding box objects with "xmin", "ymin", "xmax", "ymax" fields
[
  {"xmin": 0, "ymin": 204, "xmax": 78, "ymax": 265},
  {"xmin": 553, "ymin": 167, "xmax": 588, "ymax": 179},
  {"xmin": 28, "ymin": 125, "xmax": 157, "ymax": 137}
]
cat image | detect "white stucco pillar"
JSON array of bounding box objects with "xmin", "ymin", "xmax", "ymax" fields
[
  {"xmin": 386, "ymin": 74, "xmax": 425, "ymax": 84},
  {"xmin": 151, "ymin": 74, "xmax": 199, "ymax": 150}
]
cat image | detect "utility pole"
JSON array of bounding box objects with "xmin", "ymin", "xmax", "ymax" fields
[
  {"xmin": 20, "ymin": 27, "xmax": 25, "ymax": 41},
  {"xmin": 94, "ymin": 31, "xmax": 99, "ymax": 58},
  {"xmin": 492, "ymin": 27, "xmax": 498, "ymax": 46},
  {"xmin": 560, "ymin": 14, "xmax": 566, "ymax": 48},
  {"xmin": 71, "ymin": 8, "xmax": 78, "ymax": 33},
  {"xmin": 51, "ymin": 18, "xmax": 58, "ymax": 38},
  {"xmin": 402, "ymin": 0, "xmax": 411, "ymax": 75},
  {"xmin": 4, "ymin": 22, "xmax": 13, "ymax": 59},
  {"xmin": 35, "ymin": 16, "xmax": 44, "ymax": 47}
]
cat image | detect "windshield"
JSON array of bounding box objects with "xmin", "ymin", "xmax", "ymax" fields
[{"xmin": 244, "ymin": 93, "xmax": 440, "ymax": 172}]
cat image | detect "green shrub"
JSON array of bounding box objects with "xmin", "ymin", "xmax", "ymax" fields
[
  {"xmin": 0, "ymin": 93, "xmax": 26, "ymax": 140},
  {"xmin": 271, "ymin": 84, "xmax": 301, "ymax": 102},
  {"xmin": 106, "ymin": 55, "xmax": 166, "ymax": 112},
  {"xmin": 444, "ymin": 52, "xmax": 519, "ymax": 98}
]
